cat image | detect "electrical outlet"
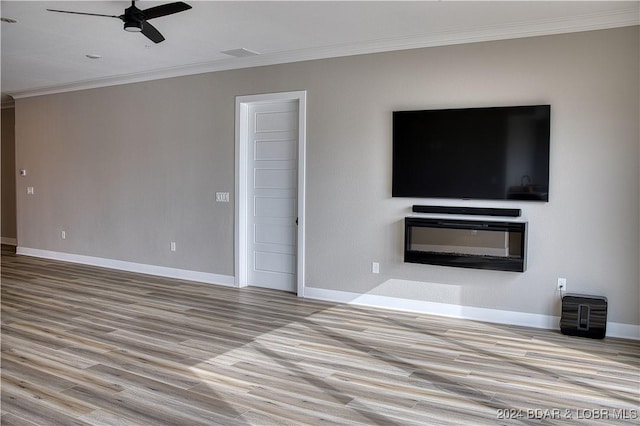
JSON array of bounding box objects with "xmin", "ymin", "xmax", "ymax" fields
[{"xmin": 557, "ymin": 278, "xmax": 567, "ymax": 292}]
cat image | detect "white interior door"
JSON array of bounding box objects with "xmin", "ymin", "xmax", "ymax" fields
[{"xmin": 246, "ymin": 100, "xmax": 299, "ymax": 292}]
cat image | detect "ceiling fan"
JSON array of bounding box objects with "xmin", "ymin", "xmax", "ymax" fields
[{"xmin": 46, "ymin": 1, "xmax": 192, "ymax": 44}]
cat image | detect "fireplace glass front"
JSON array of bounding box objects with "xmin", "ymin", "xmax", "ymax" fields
[{"xmin": 404, "ymin": 217, "xmax": 527, "ymax": 272}]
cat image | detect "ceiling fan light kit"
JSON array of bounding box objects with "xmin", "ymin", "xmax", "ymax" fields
[
  {"xmin": 124, "ymin": 21, "xmax": 143, "ymax": 33},
  {"xmin": 46, "ymin": 1, "xmax": 191, "ymax": 43}
]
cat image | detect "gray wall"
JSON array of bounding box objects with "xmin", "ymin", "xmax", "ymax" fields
[
  {"xmin": 15, "ymin": 27, "xmax": 639, "ymax": 326},
  {"xmin": 2, "ymin": 106, "xmax": 16, "ymax": 242}
]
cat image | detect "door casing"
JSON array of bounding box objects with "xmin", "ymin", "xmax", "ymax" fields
[{"xmin": 235, "ymin": 91, "xmax": 307, "ymax": 296}]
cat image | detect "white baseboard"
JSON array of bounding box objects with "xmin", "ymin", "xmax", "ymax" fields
[
  {"xmin": 16, "ymin": 247, "xmax": 236, "ymax": 287},
  {"xmin": 303, "ymin": 287, "xmax": 640, "ymax": 341},
  {"xmin": 10, "ymin": 248, "xmax": 639, "ymax": 341},
  {"xmin": 1, "ymin": 237, "xmax": 17, "ymax": 246},
  {"xmin": 607, "ymin": 322, "xmax": 640, "ymax": 340}
]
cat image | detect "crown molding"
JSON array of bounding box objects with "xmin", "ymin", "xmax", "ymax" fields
[{"xmin": 8, "ymin": 7, "xmax": 639, "ymax": 100}]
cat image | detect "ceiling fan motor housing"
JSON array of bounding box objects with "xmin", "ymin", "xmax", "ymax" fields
[{"xmin": 122, "ymin": 5, "xmax": 144, "ymax": 32}]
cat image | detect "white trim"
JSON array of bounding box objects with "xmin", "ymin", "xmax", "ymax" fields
[
  {"xmin": 10, "ymin": 246, "xmax": 639, "ymax": 340},
  {"xmin": 16, "ymin": 247, "xmax": 235, "ymax": 287},
  {"xmin": 303, "ymin": 287, "xmax": 640, "ymax": 341},
  {"xmin": 607, "ymin": 322, "xmax": 640, "ymax": 340},
  {"xmin": 235, "ymin": 101, "xmax": 250, "ymax": 288},
  {"xmin": 1, "ymin": 237, "xmax": 17, "ymax": 246},
  {"xmin": 235, "ymin": 91, "xmax": 307, "ymax": 296},
  {"xmin": 8, "ymin": 9, "xmax": 638, "ymax": 100},
  {"xmin": 296, "ymin": 93, "xmax": 307, "ymax": 297}
]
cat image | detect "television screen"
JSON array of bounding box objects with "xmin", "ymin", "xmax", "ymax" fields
[{"xmin": 392, "ymin": 105, "xmax": 550, "ymax": 201}]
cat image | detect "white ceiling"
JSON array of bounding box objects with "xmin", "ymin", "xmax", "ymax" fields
[{"xmin": 1, "ymin": 1, "xmax": 638, "ymax": 101}]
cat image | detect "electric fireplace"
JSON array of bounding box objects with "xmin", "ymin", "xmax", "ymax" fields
[{"xmin": 404, "ymin": 217, "xmax": 527, "ymax": 272}]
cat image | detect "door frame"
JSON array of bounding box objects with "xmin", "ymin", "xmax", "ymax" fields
[{"xmin": 234, "ymin": 91, "xmax": 307, "ymax": 296}]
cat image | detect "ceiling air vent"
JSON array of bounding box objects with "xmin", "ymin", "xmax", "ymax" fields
[{"xmin": 221, "ymin": 48, "xmax": 260, "ymax": 58}]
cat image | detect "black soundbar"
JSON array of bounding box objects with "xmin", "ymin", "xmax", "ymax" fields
[{"xmin": 412, "ymin": 205, "xmax": 521, "ymax": 217}]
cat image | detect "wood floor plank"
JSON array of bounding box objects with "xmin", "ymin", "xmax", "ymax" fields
[
  {"xmin": 84, "ymin": 363, "xmax": 248, "ymax": 421},
  {"xmin": 1, "ymin": 373, "xmax": 97, "ymax": 417},
  {"xmin": 0, "ymin": 412, "xmax": 42, "ymax": 426},
  {"xmin": 61, "ymin": 384, "xmax": 212, "ymax": 426},
  {"xmin": 1, "ymin": 346, "xmax": 123, "ymax": 394},
  {"xmin": 0, "ymin": 357, "xmax": 78, "ymax": 392},
  {"xmin": 1, "ymin": 387, "xmax": 89, "ymax": 426},
  {"xmin": 2, "ymin": 248, "xmax": 639, "ymax": 425}
]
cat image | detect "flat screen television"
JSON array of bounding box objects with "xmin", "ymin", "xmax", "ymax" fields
[{"xmin": 392, "ymin": 105, "xmax": 550, "ymax": 201}]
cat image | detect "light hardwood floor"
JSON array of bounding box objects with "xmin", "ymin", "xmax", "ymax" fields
[{"xmin": 1, "ymin": 248, "xmax": 638, "ymax": 425}]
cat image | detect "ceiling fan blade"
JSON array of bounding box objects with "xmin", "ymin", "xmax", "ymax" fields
[
  {"xmin": 141, "ymin": 21, "xmax": 165, "ymax": 44},
  {"xmin": 46, "ymin": 9, "xmax": 120, "ymax": 19},
  {"xmin": 141, "ymin": 2, "xmax": 191, "ymax": 20}
]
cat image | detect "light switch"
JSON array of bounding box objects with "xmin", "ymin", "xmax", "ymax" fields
[
  {"xmin": 216, "ymin": 192, "xmax": 230, "ymax": 203},
  {"xmin": 27, "ymin": 186, "xmax": 34, "ymax": 195}
]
